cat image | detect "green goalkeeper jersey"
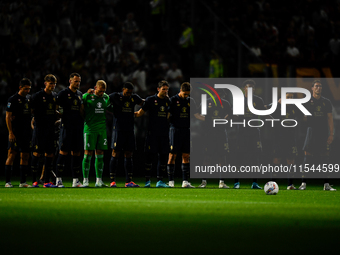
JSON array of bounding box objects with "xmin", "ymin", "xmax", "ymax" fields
[{"xmin": 83, "ymin": 93, "xmax": 111, "ymax": 133}]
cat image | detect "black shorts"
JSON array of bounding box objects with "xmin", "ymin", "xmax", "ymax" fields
[
  {"xmin": 32, "ymin": 127, "xmax": 55, "ymax": 154},
  {"xmin": 59, "ymin": 127, "xmax": 83, "ymax": 152},
  {"xmin": 7, "ymin": 131, "xmax": 31, "ymax": 153},
  {"xmin": 272, "ymin": 132, "xmax": 297, "ymax": 159},
  {"xmin": 236, "ymin": 128, "xmax": 262, "ymax": 166},
  {"xmin": 205, "ymin": 130, "xmax": 229, "ymax": 156},
  {"xmin": 111, "ymin": 129, "xmax": 135, "ymax": 151},
  {"xmin": 237, "ymin": 128, "xmax": 262, "ymax": 153},
  {"xmin": 145, "ymin": 132, "xmax": 169, "ymax": 154},
  {"xmin": 303, "ymin": 127, "xmax": 330, "ymax": 154},
  {"xmin": 169, "ymin": 127, "xmax": 190, "ymax": 154}
]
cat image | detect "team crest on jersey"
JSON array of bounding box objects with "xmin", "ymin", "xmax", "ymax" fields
[
  {"xmin": 97, "ymin": 102, "xmax": 102, "ymax": 108},
  {"xmin": 25, "ymin": 103, "xmax": 29, "ymax": 109},
  {"xmin": 48, "ymin": 103, "xmax": 53, "ymax": 109},
  {"xmin": 160, "ymin": 106, "xmax": 165, "ymax": 112},
  {"xmin": 182, "ymin": 107, "xmax": 187, "ymax": 113},
  {"xmin": 73, "ymin": 99, "xmax": 78, "ymax": 105},
  {"xmin": 124, "ymin": 102, "xmax": 130, "ymax": 107},
  {"xmin": 53, "ymin": 98, "xmax": 56, "ymax": 101},
  {"xmin": 214, "ymin": 110, "xmax": 219, "ymax": 116},
  {"xmin": 316, "ymin": 106, "xmax": 321, "ymax": 112},
  {"xmin": 131, "ymin": 98, "xmax": 134, "ymax": 102}
]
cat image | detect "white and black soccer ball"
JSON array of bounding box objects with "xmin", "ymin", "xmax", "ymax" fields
[{"xmin": 264, "ymin": 181, "xmax": 279, "ymax": 195}]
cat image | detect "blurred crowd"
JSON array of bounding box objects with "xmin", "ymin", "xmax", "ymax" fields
[
  {"xmin": 206, "ymin": 0, "xmax": 340, "ymax": 68},
  {"xmin": 1, "ymin": 0, "xmax": 340, "ymax": 108},
  {"xmin": 0, "ymin": 0, "xmax": 187, "ymax": 107}
]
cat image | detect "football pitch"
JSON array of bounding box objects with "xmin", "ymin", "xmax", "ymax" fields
[{"xmin": 0, "ymin": 178, "xmax": 339, "ymax": 254}]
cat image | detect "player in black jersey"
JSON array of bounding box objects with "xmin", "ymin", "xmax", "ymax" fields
[
  {"xmin": 5, "ymin": 78, "xmax": 32, "ymax": 188},
  {"xmin": 197, "ymin": 94, "xmax": 233, "ymax": 188},
  {"xmin": 55, "ymin": 73, "xmax": 83, "ymax": 188},
  {"xmin": 30, "ymin": 74, "xmax": 59, "ymax": 188},
  {"xmin": 109, "ymin": 82, "xmax": 144, "ymax": 187},
  {"xmin": 167, "ymin": 82, "xmax": 195, "ymax": 188},
  {"xmin": 134, "ymin": 80, "xmax": 171, "ymax": 188},
  {"xmin": 234, "ymin": 80, "xmax": 263, "ymax": 189},
  {"xmin": 299, "ymin": 80, "xmax": 336, "ymax": 191},
  {"xmin": 267, "ymin": 93, "xmax": 300, "ymax": 190}
]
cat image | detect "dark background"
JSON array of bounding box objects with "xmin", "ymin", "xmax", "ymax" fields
[{"xmin": 1, "ymin": 0, "xmax": 340, "ymax": 179}]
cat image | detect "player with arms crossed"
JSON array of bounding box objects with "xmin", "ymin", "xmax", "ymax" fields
[
  {"xmin": 167, "ymin": 82, "xmax": 195, "ymax": 188},
  {"xmin": 82, "ymin": 80, "xmax": 111, "ymax": 187},
  {"xmin": 109, "ymin": 82, "xmax": 144, "ymax": 187},
  {"xmin": 55, "ymin": 73, "xmax": 83, "ymax": 187},
  {"xmin": 299, "ymin": 80, "xmax": 336, "ymax": 191},
  {"xmin": 31, "ymin": 74, "xmax": 59, "ymax": 188},
  {"xmin": 135, "ymin": 80, "xmax": 171, "ymax": 188},
  {"xmin": 5, "ymin": 78, "xmax": 32, "ymax": 187}
]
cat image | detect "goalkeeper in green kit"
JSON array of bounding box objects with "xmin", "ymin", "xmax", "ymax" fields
[{"xmin": 81, "ymin": 80, "xmax": 111, "ymax": 187}]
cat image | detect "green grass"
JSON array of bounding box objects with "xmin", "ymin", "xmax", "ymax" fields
[{"xmin": 0, "ymin": 178, "xmax": 339, "ymax": 254}]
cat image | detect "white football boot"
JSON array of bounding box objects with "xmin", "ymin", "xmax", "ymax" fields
[
  {"xmin": 298, "ymin": 182, "xmax": 306, "ymax": 190},
  {"xmin": 324, "ymin": 183, "xmax": 336, "ymax": 191},
  {"xmin": 182, "ymin": 181, "xmax": 195, "ymax": 188},
  {"xmin": 198, "ymin": 180, "xmax": 207, "ymax": 188}
]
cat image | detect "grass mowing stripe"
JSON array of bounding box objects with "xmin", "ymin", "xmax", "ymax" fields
[{"xmin": 1, "ymin": 178, "xmax": 339, "ymax": 254}]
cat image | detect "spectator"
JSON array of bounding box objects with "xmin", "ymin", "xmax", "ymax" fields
[
  {"xmin": 133, "ymin": 31, "xmax": 147, "ymax": 59},
  {"xmin": 132, "ymin": 63, "xmax": 147, "ymax": 97},
  {"xmin": 165, "ymin": 62, "xmax": 183, "ymax": 96},
  {"xmin": 286, "ymin": 39, "xmax": 300, "ymax": 63},
  {"xmin": 122, "ymin": 12, "xmax": 139, "ymax": 51},
  {"xmin": 103, "ymin": 35, "xmax": 122, "ymax": 68}
]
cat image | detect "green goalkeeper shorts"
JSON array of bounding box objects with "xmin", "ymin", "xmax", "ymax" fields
[{"xmin": 84, "ymin": 131, "xmax": 108, "ymax": 151}]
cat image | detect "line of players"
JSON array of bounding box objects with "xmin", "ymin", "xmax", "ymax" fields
[
  {"xmin": 4, "ymin": 75, "xmax": 336, "ymax": 191},
  {"xmin": 5, "ymin": 74, "xmax": 194, "ymax": 188},
  {"xmin": 196, "ymin": 79, "xmax": 336, "ymax": 191}
]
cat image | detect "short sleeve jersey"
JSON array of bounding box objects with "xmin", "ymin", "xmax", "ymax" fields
[
  {"xmin": 243, "ymin": 95, "xmax": 266, "ymax": 120},
  {"xmin": 57, "ymin": 87, "xmax": 83, "ymax": 129},
  {"xmin": 31, "ymin": 89, "xmax": 57, "ymax": 129},
  {"xmin": 239, "ymin": 95, "xmax": 265, "ymax": 133},
  {"xmin": 269, "ymin": 102, "xmax": 301, "ymax": 136},
  {"xmin": 204, "ymin": 97, "xmax": 232, "ymax": 132},
  {"xmin": 142, "ymin": 94, "xmax": 170, "ymax": 136},
  {"xmin": 109, "ymin": 92, "xmax": 143, "ymax": 131},
  {"xmin": 6, "ymin": 93, "xmax": 31, "ymax": 133},
  {"xmin": 169, "ymin": 94, "xmax": 194, "ymax": 129},
  {"xmin": 83, "ymin": 93, "xmax": 110, "ymax": 133},
  {"xmin": 305, "ymin": 96, "xmax": 332, "ymax": 134}
]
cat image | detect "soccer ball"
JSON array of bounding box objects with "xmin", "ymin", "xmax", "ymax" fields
[{"xmin": 264, "ymin": 181, "xmax": 279, "ymax": 195}]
